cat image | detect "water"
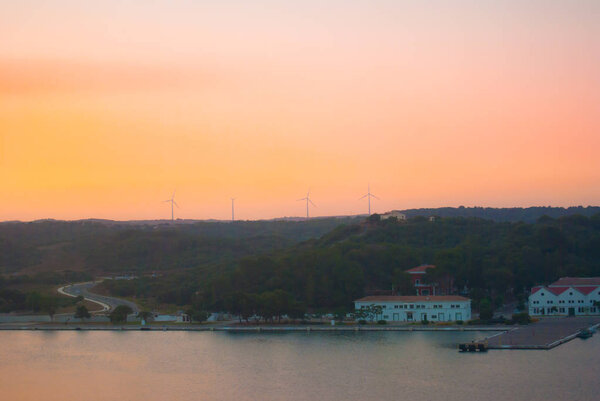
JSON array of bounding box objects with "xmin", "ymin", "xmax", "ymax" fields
[{"xmin": 0, "ymin": 330, "xmax": 598, "ymax": 401}]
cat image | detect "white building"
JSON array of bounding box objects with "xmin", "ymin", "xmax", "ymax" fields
[
  {"xmin": 529, "ymin": 277, "xmax": 600, "ymax": 316},
  {"xmin": 354, "ymin": 295, "xmax": 471, "ymax": 322},
  {"xmin": 380, "ymin": 211, "xmax": 407, "ymax": 221}
]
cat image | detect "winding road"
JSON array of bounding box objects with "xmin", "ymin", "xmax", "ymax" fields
[{"xmin": 58, "ymin": 281, "xmax": 140, "ymax": 314}]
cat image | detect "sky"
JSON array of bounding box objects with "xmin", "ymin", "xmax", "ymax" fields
[{"xmin": 1, "ymin": 0, "xmax": 599, "ymax": 221}]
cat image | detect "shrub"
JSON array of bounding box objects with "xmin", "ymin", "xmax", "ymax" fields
[
  {"xmin": 377, "ymin": 320, "xmax": 387, "ymax": 325},
  {"xmin": 455, "ymin": 320, "xmax": 464, "ymax": 325},
  {"xmin": 358, "ymin": 319, "xmax": 367, "ymax": 325},
  {"xmin": 511, "ymin": 312, "xmax": 531, "ymax": 325},
  {"xmin": 421, "ymin": 319, "xmax": 429, "ymax": 325}
]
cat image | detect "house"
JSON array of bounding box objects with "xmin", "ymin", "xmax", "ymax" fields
[
  {"xmin": 529, "ymin": 277, "xmax": 600, "ymax": 316},
  {"xmin": 380, "ymin": 210, "xmax": 407, "ymax": 220},
  {"xmin": 405, "ymin": 265, "xmax": 454, "ymax": 296},
  {"xmin": 354, "ymin": 295, "xmax": 471, "ymax": 322}
]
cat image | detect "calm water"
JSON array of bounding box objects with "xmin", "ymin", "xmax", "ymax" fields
[{"xmin": 0, "ymin": 330, "xmax": 598, "ymax": 401}]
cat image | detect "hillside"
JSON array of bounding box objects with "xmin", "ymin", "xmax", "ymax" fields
[{"xmin": 0, "ymin": 217, "xmax": 362, "ymax": 275}]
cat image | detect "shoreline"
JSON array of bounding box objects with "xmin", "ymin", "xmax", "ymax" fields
[{"xmin": 0, "ymin": 323, "xmax": 504, "ymax": 332}]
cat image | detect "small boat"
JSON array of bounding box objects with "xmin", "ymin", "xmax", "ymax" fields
[{"xmin": 576, "ymin": 329, "xmax": 593, "ymax": 339}]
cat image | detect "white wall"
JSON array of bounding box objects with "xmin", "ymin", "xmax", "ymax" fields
[
  {"xmin": 529, "ymin": 286, "xmax": 600, "ymax": 316},
  {"xmin": 355, "ymin": 300, "xmax": 471, "ymax": 322}
]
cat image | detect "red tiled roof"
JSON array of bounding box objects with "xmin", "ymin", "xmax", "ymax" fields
[
  {"xmin": 573, "ymin": 286, "xmax": 598, "ymax": 295},
  {"xmin": 530, "ymin": 286, "xmax": 543, "ymax": 295},
  {"xmin": 355, "ymin": 295, "xmax": 469, "ymax": 302},
  {"xmin": 552, "ymin": 277, "xmax": 600, "ymax": 286},
  {"xmin": 405, "ymin": 265, "xmax": 435, "ymax": 274},
  {"xmin": 547, "ymin": 286, "xmax": 569, "ymax": 296}
]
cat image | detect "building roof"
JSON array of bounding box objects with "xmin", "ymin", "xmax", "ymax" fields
[
  {"xmin": 355, "ymin": 295, "xmax": 469, "ymax": 302},
  {"xmin": 405, "ymin": 264, "xmax": 435, "ymax": 274},
  {"xmin": 551, "ymin": 277, "xmax": 600, "ymax": 286},
  {"xmin": 547, "ymin": 286, "xmax": 569, "ymax": 296},
  {"xmin": 573, "ymin": 286, "xmax": 598, "ymax": 295}
]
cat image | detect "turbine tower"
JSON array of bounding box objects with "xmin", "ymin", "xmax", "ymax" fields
[
  {"xmin": 163, "ymin": 191, "xmax": 179, "ymax": 221},
  {"xmin": 297, "ymin": 189, "xmax": 316, "ymax": 219},
  {"xmin": 231, "ymin": 198, "xmax": 236, "ymax": 221},
  {"xmin": 359, "ymin": 184, "xmax": 379, "ymax": 215}
]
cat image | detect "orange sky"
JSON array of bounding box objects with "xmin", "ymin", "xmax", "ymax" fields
[{"xmin": 1, "ymin": 1, "xmax": 599, "ymax": 221}]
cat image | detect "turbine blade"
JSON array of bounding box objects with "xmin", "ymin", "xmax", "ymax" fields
[
  {"xmin": 359, "ymin": 194, "xmax": 368, "ymax": 200},
  {"xmin": 371, "ymin": 194, "xmax": 380, "ymax": 200},
  {"xmin": 297, "ymin": 198, "xmax": 306, "ymax": 201},
  {"xmin": 173, "ymin": 201, "xmax": 179, "ymax": 208},
  {"xmin": 309, "ymin": 199, "xmax": 316, "ymax": 207}
]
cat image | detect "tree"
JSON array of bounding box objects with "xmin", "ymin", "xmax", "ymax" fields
[
  {"xmin": 74, "ymin": 305, "xmax": 91, "ymax": 320},
  {"xmin": 392, "ymin": 270, "xmax": 415, "ymax": 295},
  {"xmin": 109, "ymin": 305, "xmax": 133, "ymax": 324},
  {"xmin": 479, "ymin": 298, "xmax": 493, "ymax": 320},
  {"xmin": 185, "ymin": 308, "xmax": 209, "ymax": 323},
  {"xmin": 41, "ymin": 296, "xmax": 58, "ymax": 321},
  {"xmin": 137, "ymin": 310, "xmax": 153, "ymax": 324},
  {"xmin": 25, "ymin": 292, "xmax": 42, "ymax": 312}
]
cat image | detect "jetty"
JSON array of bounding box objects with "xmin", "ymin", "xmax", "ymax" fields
[{"xmin": 481, "ymin": 316, "xmax": 600, "ymax": 350}]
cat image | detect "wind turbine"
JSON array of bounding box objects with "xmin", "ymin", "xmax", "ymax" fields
[
  {"xmin": 297, "ymin": 189, "xmax": 316, "ymax": 219},
  {"xmin": 359, "ymin": 184, "xmax": 379, "ymax": 215},
  {"xmin": 231, "ymin": 197, "xmax": 236, "ymax": 221},
  {"xmin": 163, "ymin": 191, "xmax": 179, "ymax": 221}
]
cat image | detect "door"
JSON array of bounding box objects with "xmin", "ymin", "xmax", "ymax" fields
[
  {"xmin": 420, "ymin": 313, "xmax": 427, "ymax": 321},
  {"xmin": 406, "ymin": 312, "xmax": 413, "ymax": 321},
  {"xmin": 393, "ymin": 313, "xmax": 399, "ymax": 321},
  {"xmin": 438, "ymin": 313, "xmax": 444, "ymax": 321},
  {"xmin": 455, "ymin": 312, "xmax": 462, "ymax": 321},
  {"xmin": 568, "ymin": 307, "xmax": 575, "ymax": 316}
]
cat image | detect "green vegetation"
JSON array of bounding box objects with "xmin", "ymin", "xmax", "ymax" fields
[
  {"xmin": 2, "ymin": 211, "xmax": 600, "ymax": 320},
  {"xmin": 109, "ymin": 305, "xmax": 133, "ymax": 323},
  {"xmin": 74, "ymin": 305, "xmax": 91, "ymax": 320}
]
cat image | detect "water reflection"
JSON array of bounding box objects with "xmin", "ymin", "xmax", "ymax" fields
[{"xmin": 0, "ymin": 331, "xmax": 598, "ymax": 401}]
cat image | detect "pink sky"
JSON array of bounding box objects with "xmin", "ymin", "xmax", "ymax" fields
[{"xmin": 1, "ymin": 1, "xmax": 599, "ymax": 221}]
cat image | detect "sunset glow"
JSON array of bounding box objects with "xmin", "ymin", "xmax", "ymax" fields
[{"xmin": 1, "ymin": 0, "xmax": 599, "ymax": 221}]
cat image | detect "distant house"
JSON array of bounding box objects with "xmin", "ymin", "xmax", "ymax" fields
[
  {"xmin": 380, "ymin": 210, "xmax": 407, "ymax": 221},
  {"xmin": 529, "ymin": 277, "xmax": 600, "ymax": 316},
  {"xmin": 355, "ymin": 295, "xmax": 471, "ymax": 322},
  {"xmin": 405, "ymin": 265, "xmax": 454, "ymax": 296}
]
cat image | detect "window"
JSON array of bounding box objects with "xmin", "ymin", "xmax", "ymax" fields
[
  {"xmin": 569, "ymin": 292, "xmax": 573, "ymax": 296},
  {"xmin": 541, "ymin": 293, "xmax": 545, "ymax": 296},
  {"xmin": 415, "ymin": 279, "xmax": 420, "ymax": 285}
]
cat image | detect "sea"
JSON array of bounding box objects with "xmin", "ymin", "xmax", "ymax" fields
[{"xmin": 0, "ymin": 330, "xmax": 598, "ymax": 401}]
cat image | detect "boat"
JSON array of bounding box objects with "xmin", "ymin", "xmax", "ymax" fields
[{"xmin": 576, "ymin": 329, "xmax": 593, "ymax": 339}]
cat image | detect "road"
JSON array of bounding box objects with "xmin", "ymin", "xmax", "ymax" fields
[{"xmin": 58, "ymin": 281, "xmax": 140, "ymax": 314}]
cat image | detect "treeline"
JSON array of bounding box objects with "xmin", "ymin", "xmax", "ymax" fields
[
  {"xmin": 103, "ymin": 213, "xmax": 600, "ymax": 314},
  {"xmin": 0, "ymin": 218, "xmax": 361, "ymax": 274},
  {"xmin": 401, "ymin": 206, "xmax": 600, "ymax": 222}
]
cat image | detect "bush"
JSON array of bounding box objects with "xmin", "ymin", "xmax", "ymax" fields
[
  {"xmin": 455, "ymin": 320, "xmax": 464, "ymax": 325},
  {"xmin": 109, "ymin": 305, "xmax": 133, "ymax": 324},
  {"xmin": 377, "ymin": 320, "xmax": 387, "ymax": 325},
  {"xmin": 511, "ymin": 312, "xmax": 531, "ymax": 325},
  {"xmin": 421, "ymin": 319, "xmax": 429, "ymax": 325},
  {"xmin": 358, "ymin": 319, "xmax": 367, "ymax": 325}
]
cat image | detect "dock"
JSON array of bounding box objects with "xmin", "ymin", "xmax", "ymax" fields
[{"xmin": 481, "ymin": 316, "xmax": 600, "ymax": 350}]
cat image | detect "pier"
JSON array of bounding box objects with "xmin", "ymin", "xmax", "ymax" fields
[{"xmin": 482, "ymin": 316, "xmax": 600, "ymax": 350}]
